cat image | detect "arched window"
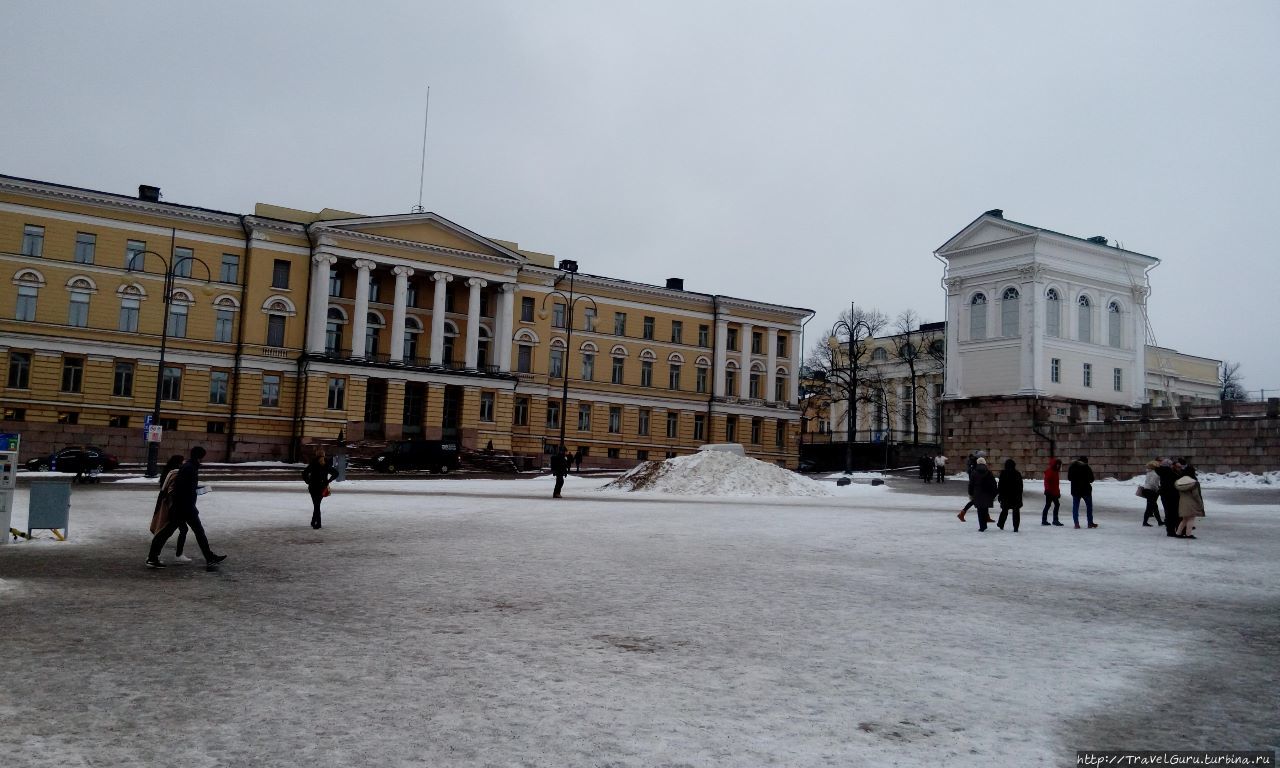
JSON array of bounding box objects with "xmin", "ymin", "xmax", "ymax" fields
[
  {"xmin": 442, "ymin": 321, "xmax": 459, "ymax": 365},
  {"xmin": 326, "ymin": 306, "xmax": 346, "ymax": 355},
  {"xmin": 403, "ymin": 316, "xmax": 423, "ymax": 362},
  {"xmin": 477, "ymin": 325, "xmax": 492, "ymax": 370},
  {"xmin": 364, "ymin": 312, "xmax": 384, "ymax": 357},
  {"xmin": 1001, "ymin": 287, "xmax": 1020, "ymax": 337},
  {"xmin": 871, "ymin": 347, "xmax": 888, "ymax": 362},
  {"xmin": 1077, "ymin": 295, "xmax": 1092, "ymax": 343},
  {"xmin": 969, "ymin": 293, "xmax": 987, "ymax": 340},
  {"xmin": 13, "ymin": 269, "xmax": 44, "ymax": 322},
  {"xmin": 1045, "ymin": 288, "xmax": 1060, "ymax": 338},
  {"xmin": 1107, "ymin": 301, "xmax": 1122, "ymax": 348}
]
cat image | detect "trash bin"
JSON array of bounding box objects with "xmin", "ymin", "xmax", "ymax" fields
[{"xmin": 27, "ymin": 477, "xmax": 72, "ymax": 539}]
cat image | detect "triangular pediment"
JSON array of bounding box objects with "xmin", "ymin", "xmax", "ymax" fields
[
  {"xmin": 936, "ymin": 214, "xmax": 1036, "ymax": 256},
  {"xmin": 320, "ymin": 212, "xmax": 527, "ymax": 262}
]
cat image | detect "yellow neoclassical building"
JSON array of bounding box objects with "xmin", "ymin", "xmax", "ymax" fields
[{"xmin": 0, "ymin": 174, "xmax": 812, "ymax": 467}]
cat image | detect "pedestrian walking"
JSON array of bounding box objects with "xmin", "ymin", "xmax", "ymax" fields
[
  {"xmin": 1140, "ymin": 460, "xmax": 1163, "ymax": 527},
  {"xmin": 971, "ymin": 457, "xmax": 997, "ymax": 532},
  {"xmin": 302, "ymin": 449, "xmax": 339, "ymax": 529},
  {"xmin": 919, "ymin": 454, "xmax": 933, "ymax": 483},
  {"xmin": 934, "ymin": 453, "xmax": 947, "ymax": 483},
  {"xmin": 574, "ymin": 448, "xmax": 583, "ymax": 473},
  {"xmin": 148, "ymin": 454, "xmax": 191, "ymax": 563},
  {"xmin": 996, "ymin": 458, "xmax": 1023, "ymax": 531},
  {"xmin": 1156, "ymin": 458, "xmax": 1181, "ymax": 538},
  {"xmin": 1173, "ymin": 475, "xmax": 1205, "ymax": 539},
  {"xmin": 551, "ymin": 446, "xmax": 570, "ymax": 498},
  {"xmin": 146, "ymin": 446, "xmax": 226, "ymax": 568},
  {"xmin": 1042, "ymin": 457, "xmax": 1064, "ymax": 526},
  {"xmin": 1067, "ymin": 456, "xmax": 1097, "ymax": 529}
]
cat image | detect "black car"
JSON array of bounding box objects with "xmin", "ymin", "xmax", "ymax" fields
[
  {"xmin": 25, "ymin": 445, "xmax": 120, "ymax": 474},
  {"xmin": 372, "ymin": 440, "xmax": 460, "ymax": 474}
]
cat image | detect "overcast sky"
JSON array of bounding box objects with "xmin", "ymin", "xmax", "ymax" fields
[{"xmin": 4, "ymin": 1, "xmax": 1278, "ymax": 392}]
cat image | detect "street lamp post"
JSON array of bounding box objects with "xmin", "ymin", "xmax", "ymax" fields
[
  {"xmin": 133, "ymin": 250, "xmax": 213, "ymax": 477},
  {"xmin": 541, "ymin": 260, "xmax": 597, "ymax": 453},
  {"xmin": 830, "ymin": 302, "xmax": 872, "ymax": 474}
]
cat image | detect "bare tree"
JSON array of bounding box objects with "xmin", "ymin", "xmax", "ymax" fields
[
  {"xmin": 805, "ymin": 304, "xmax": 887, "ymax": 472},
  {"xmin": 1220, "ymin": 361, "xmax": 1248, "ymax": 401},
  {"xmin": 890, "ymin": 309, "xmax": 945, "ymax": 445}
]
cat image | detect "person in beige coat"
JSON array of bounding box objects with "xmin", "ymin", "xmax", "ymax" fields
[{"xmin": 1174, "ymin": 475, "xmax": 1205, "ymax": 539}]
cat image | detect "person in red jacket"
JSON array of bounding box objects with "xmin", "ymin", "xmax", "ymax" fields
[{"xmin": 1041, "ymin": 458, "xmax": 1064, "ymax": 526}]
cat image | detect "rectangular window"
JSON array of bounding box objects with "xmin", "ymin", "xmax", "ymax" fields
[
  {"xmin": 638, "ymin": 408, "xmax": 650, "ymax": 436},
  {"xmin": 161, "ymin": 366, "xmax": 182, "ymax": 400},
  {"xmin": 57, "ymin": 411, "xmax": 79, "ymax": 425},
  {"xmin": 215, "ymin": 309, "xmax": 234, "ymax": 342},
  {"xmin": 126, "ymin": 240, "xmax": 146, "ymax": 271},
  {"xmin": 209, "ymin": 371, "xmax": 229, "ymax": 404},
  {"xmin": 698, "ymin": 324, "xmax": 710, "ymax": 347},
  {"xmin": 260, "ymin": 374, "xmax": 281, "ymax": 407},
  {"xmin": 21, "ymin": 224, "xmax": 45, "ymax": 256},
  {"xmin": 368, "ymin": 277, "xmax": 381, "ymax": 303},
  {"xmin": 1083, "ymin": 362, "xmax": 1093, "ymax": 388},
  {"xmin": 552, "ymin": 303, "xmax": 566, "ymax": 329},
  {"xmin": 546, "ymin": 400, "xmax": 561, "ymax": 429},
  {"xmin": 1051, "ymin": 357, "xmax": 1061, "ymax": 384},
  {"xmin": 725, "ymin": 415, "xmax": 738, "ymax": 443},
  {"xmin": 614, "ymin": 312, "xmax": 627, "ymax": 336},
  {"xmin": 607, "ymin": 447, "xmax": 620, "ymax": 459},
  {"xmin": 480, "ymin": 392, "xmax": 495, "ymax": 422},
  {"xmin": 776, "ymin": 333, "xmax": 788, "ymax": 358},
  {"xmin": 775, "ymin": 421, "xmax": 786, "ymax": 447},
  {"xmin": 611, "ymin": 357, "xmax": 624, "ymax": 384},
  {"xmin": 15, "ymin": 286, "xmax": 37, "ymax": 321},
  {"xmin": 113, "ymin": 361, "xmax": 134, "ymax": 397},
  {"xmin": 172, "ymin": 247, "xmax": 193, "ymax": 278},
  {"xmin": 608, "ymin": 405, "xmax": 622, "ymax": 434},
  {"xmin": 61, "ymin": 357, "xmax": 84, "ymax": 393},
  {"xmin": 751, "ymin": 418, "xmax": 762, "ymax": 444},
  {"xmin": 642, "ymin": 316, "xmax": 655, "ymax": 340},
  {"xmin": 521, "ymin": 296, "xmax": 534, "ymax": 322},
  {"xmin": 696, "ymin": 366, "xmax": 708, "ymax": 394},
  {"xmin": 749, "ymin": 373, "xmax": 761, "ymax": 399},
  {"xmin": 119, "ymin": 298, "xmax": 140, "ymax": 333},
  {"xmin": 751, "ymin": 331, "xmax": 763, "ymax": 354},
  {"xmin": 666, "ymin": 412, "xmax": 679, "ymax": 438},
  {"xmin": 7, "ymin": 351, "xmax": 31, "ymax": 388},
  {"xmin": 159, "ymin": 418, "xmax": 178, "ymax": 431},
  {"xmin": 668, "ymin": 363, "xmax": 681, "ymax": 390},
  {"xmin": 670, "ymin": 321, "xmax": 683, "ymax": 344},
  {"xmin": 517, "ymin": 345, "xmax": 532, "ymax": 373},
  {"xmin": 220, "ymin": 253, "xmax": 240, "ymax": 283},
  {"xmin": 109, "ymin": 414, "xmax": 130, "ymax": 428},
  {"xmin": 775, "ymin": 376, "xmax": 786, "ymax": 402},
  {"xmin": 578, "ymin": 403, "xmax": 591, "ymax": 431},
  {"xmin": 693, "ymin": 414, "xmax": 706, "ymax": 441},
  {"xmin": 166, "ymin": 302, "xmax": 188, "ymax": 338},
  {"xmin": 725, "ymin": 369, "xmax": 737, "ymax": 395},
  {"xmin": 581, "ymin": 353, "xmax": 595, "ymax": 381},
  {"xmin": 1113, "ymin": 367, "xmax": 1123, "ymax": 392},
  {"xmin": 68, "ymin": 291, "xmax": 90, "ymax": 327},
  {"xmin": 2, "ymin": 408, "xmax": 26, "ymax": 421},
  {"xmin": 444, "ymin": 289, "xmax": 455, "ymax": 313},
  {"xmin": 326, "ymin": 377, "xmax": 345, "ymax": 410},
  {"xmin": 583, "ymin": 307, "xmax": 596, "ymax": 332},
  {"xmin": 405, "ymin": 283, "xmax": 418, "ymax": 308},
  {"xmin": 637, "ymin": 449, "xmax": 649, "ymax": 461},
  {"xmin": 329, "ymin": 270, "xmax": 343, "ymax": 298},
  {"xmin": 74, "ymin": 232, "xmax": 96, "ymax": 264},
  {"xmin": 514, "ymin": 396, "xmax": 529, "ymax": 426},
  {"xmin": 640, "ymin": 360, "xmax": 653, "ymax": 387},
  {"xmin": 271, "ymin": 259, "xmax": 291, "ymax": 289},
  {"xmin": 267, "ymin": 314, "xmax": 286, "ymax": 347},
  {"xmin": 207, "ymin": 421, "xmax": 227, "ymax": 434},
  {"xmin": 727, "ymin": 328, "xmax": 739, "ymax": 351},
  {"xmin": 549, "ymin": 348, "xmax": 564, "ymax": 378}
]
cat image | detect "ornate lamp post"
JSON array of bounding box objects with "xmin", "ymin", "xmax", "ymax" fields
[
  {"xmin": 541, "ymin": 260, "xmax": 597, "ymax": 452},
  {"xmin": 830, "ymin": 302, "xmax": 872, "ymax": 474},
  {"xmin": 132, "ymin": 250, "xmax": 213, "ymax": 477}
]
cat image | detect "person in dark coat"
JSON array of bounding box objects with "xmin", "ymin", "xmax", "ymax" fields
[
  {"xmin": 971, "ymin": 457, "xmax": 998, "ymax": 532},
  {"xmin": 1155, "ymin": 458, "xmax": 1181, "ymax": 538},
  {"xmin": 919, "ymin": 454, "xmax": 932, "ymax": 483},
  {"xmin": 1067, "ymin": 456, "xmax": 1097, "ymax": 529},
  {"xmin": 550, "ymin": 446, "xmax": 570, "ymax": 498},
  {"xmin": 302, "ymin": 449, "xmax": 340, "ymax": 529},
  {"xmin": 149, "ymin": 454, "xmax": 191, "ymax": 563},
  {"xmin": 1041, "ymin": 457, "xmax": 1063, "ymax": 526},
  {"xmin": 996, "ymin": 458, "xmax": 1023, "ymax": 532},
  {"xmin": 574, "ymin": 448, "xmax": 583, "ymax": 473},
  {"xmin": 146, "ymin": 446, "xmax": 225, "ymax": 568}
]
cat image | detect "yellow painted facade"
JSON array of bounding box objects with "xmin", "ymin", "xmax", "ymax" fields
[{"xmin": 0, "ymin": 175, "xmax": 811, "ymax": 467}]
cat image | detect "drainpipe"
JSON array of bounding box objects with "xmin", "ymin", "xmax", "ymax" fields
[{"xmin": 226, "ymin": 215, "xmax": 254, "ymax": 460}]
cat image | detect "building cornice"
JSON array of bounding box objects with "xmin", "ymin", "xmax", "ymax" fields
[{"xmin": 0, "ymin": 175, "xmax": 241, "ymax": 229}]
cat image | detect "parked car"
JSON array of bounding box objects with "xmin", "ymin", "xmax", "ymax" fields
[
  {"xmin": 25, "ymin": 445, "xmax": 120, "ymax": 474},
  {"xmin": 372, "ymin": 440, "xmax": 460, "ymax": 474}
]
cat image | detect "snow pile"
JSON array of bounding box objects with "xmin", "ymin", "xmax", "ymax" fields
[
  {"xmin": 602, "ymin": 449, "xmax": 832, "ymax": 497},
  {"xmin": 1198, "ymin": 471, "xmax": 1280, "ymax": 487}
]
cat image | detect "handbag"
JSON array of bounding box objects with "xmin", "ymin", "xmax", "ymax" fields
[
  {"xmin": 322, "ymin": 485, "xmax": 331, "ymax": 498},
  {"xmin": 1134, "ymin": 486, "xmax": 1146, "ymax": 498}
]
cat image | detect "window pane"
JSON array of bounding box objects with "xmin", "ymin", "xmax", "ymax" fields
[
  {"xmin": 262, "ymin": 375, "xmax": 281, "ymax": 407},
  {"xmin": 215, "ymin": 309, "xmax": 234, "ymax": 342},
  {"xmin": 220, "ymin": 254, "xmax": 240, "ymax": 283},
  {"xmin": 119, "ymin": 298, "xmax": 139, "ymax": 332},
  {"xmin": 113, "ymin": 362, "xmax": 134, "ymax": 397},
  {"xmin": 15, "ymin": 287, "xmax": 37, "ymax": 321},
  {"xmin": 68, "ymin": 293, "xmax": 90, "ymax": 327},
  {"xmin": 161, "ymin": 366, "xmax": 183, "ymax": 400},
  {"xmin": 172, "ymin": 247, "xmax": 193, "ymax": 278},
  {"xmin": 22, "ymin": 225, "xmax": 44, "ymax": 257},
  {"xmin": 126, "ymin": 240, "xmax": 146, "ymax": 270},
  {"xmin": 267, "ymin": 315, "xmax": 286, "ymax": 347},
  {"xmin": 75, "ymin": 233, "xmax": 96, "ymax": 264},
  {"xmin": 272, "ymin": 259, "xmax": 290, "ymax": 289}
]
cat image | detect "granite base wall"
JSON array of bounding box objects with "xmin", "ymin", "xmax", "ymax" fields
[{"xmin": 2, "ymin": 422, "xmax": 293, "ymax": 465}]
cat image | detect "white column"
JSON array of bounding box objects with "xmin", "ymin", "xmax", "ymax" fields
[
  {"xmin": 738, "ymin": 322, "xmax": 753, "ymax": 399},
  {"xmin": 943, "ymin": 278, "xmax": 963, "ymax": 398},
  {"xmin": 307, "ymin": 253, "xmax": 337, "ymax": 353},
  {"xmin": 714, "ymin": 319, "xmax": 729, "ymax": 396},
  {"xmin": 1017, "ymin": 267, "xmax": 1042, "ymax": 395},
  {"xmin": 390, "ymin": 265, "xmax": 414, "ymax": 363},
  {"xmin": 1131, "ymin": 287, "xmax": 1148, "ymax": 406},
  {"xmin": 350, "ymin": 259, "xmax": 375, "ymax": 358},
  {"xmin": 464, "ymin": 277, "xmax": 487, "ymax": 369},
  {"xmin": 429, "ymin": 272, "xmax": 451, "ymax": 365},
  {"xmin": 498, "ymin": 283, "xmax": 516, "ymax": 372},
  {"xmin": 765, "ymin": 327, "xmax": 778, "ymax": 403}
]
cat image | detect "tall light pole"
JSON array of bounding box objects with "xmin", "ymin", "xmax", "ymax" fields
[
  {"xmin": 830, "ymin": 302, "xmax": 872, "ymax": 474},
  {"xmin": 132, "ymin": 249, "xmax": 213, "ymax": 477},
  {"xmin": 541, "ymin": 260, "xmax": 596, "ymax": 452}
]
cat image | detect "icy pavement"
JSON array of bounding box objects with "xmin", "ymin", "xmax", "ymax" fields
[{"xmin": 0, "ymin": 475, "xmax": 1276, "ymax": 767}]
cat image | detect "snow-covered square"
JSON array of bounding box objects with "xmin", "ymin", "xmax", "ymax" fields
[{"xmin": 0, "ymin": 467, "xmax": 1276, "ymax": 767}]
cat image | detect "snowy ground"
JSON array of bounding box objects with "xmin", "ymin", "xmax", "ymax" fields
[{"xmin": 0, "ymin": 474, "xmax": 1276, "ymax": 767}]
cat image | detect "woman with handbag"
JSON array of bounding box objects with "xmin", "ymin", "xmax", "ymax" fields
[
  {"xmin": 1140, "ymin": 460, "xmax": 1163, "ymax": 527},
  {"xmin": 302, "ymin": 449, "xmax": 339, "ymax": 529}
]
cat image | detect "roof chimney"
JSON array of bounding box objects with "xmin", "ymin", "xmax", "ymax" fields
[
  {"xmin": 1087, "ymin": 235, "xmax": 1108, "ymax": 245},
  {"xmin": 665, "ymin": 277, "xmax": 684, "ymax": 291},
  {"xmin": 138, "ymin": 185, "xmax": 161, "ymax": 202},
  {"xmin": 984, "ymin": 208, "xmax": 1003, "ymax": 218}
]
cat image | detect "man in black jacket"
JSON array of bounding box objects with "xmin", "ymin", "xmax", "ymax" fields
[
  {"xmin": 146, "ymin": 446, "xmax": 226, "ymax": 568},
  {"xmin": 1155, "ymin": 458, "xmax": 1182, "ymax": 538},
  {"xmin": 550, "ymin": 446, "xmax": 569, "ymax": 498},
  {"xmin": 1067, "ymin": 456, "xmax": 1097, "ymax": 529}
]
